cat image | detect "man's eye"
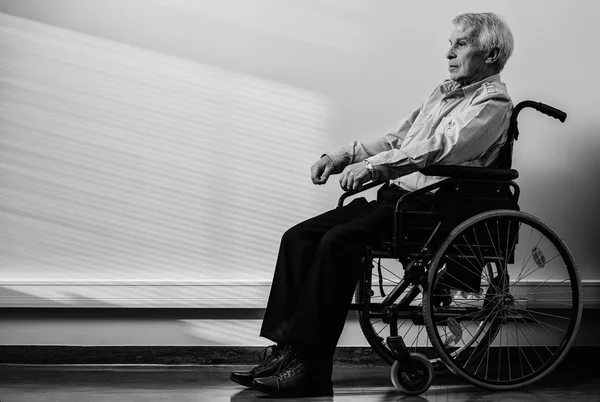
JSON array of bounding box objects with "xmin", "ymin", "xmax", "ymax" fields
[{"xmin": 458, "ymin": 42, "xmax": 466, "ymax": 47}]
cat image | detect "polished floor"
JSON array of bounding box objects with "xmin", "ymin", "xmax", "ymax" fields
[{"xmin": 0, "ymin": 363, "xmax": 598, "ymax": 402}]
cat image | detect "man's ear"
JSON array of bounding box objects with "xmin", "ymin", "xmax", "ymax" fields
[{"xmin": 485, "ymin": 47, "xmax": 500, "ymax": 64}]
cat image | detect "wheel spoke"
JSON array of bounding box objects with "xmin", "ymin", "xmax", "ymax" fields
[
  {"xmin": 513, "ymin": 307, "xmax": 573, "ymax": 321},
  {"xmin": 358, "ymin": 260, "xmax": 439, "ymax": 366},
  {"xmin": 511, "ymin": 308, "xmax": 558, "ymax": 355},
  {"xmin": 423, "ymin": 210, "xmax": 581, "ymax": 388},
  {"xmin": 513, "ymin": 227, "xmax": 543, "ymax": 285},
  {"xmin": 376, "ymin": 261, "xmax": 403, "ymax": 282}
]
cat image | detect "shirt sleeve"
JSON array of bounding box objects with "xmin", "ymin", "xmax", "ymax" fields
[
  {"xmin": 367, "ymin": 89, "xmax": 512, "ymax": 180},
  {"xmin": 324, "ymin": 107, "xmax": 421, "ymax": 173}
]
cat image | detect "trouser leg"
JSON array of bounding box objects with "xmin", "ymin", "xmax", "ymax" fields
[
  {"xmin": 283, "ymin": 201, "xmax": 396, "ymax": 363},
  {"xmin": 283, "ymin": 185, "xmax": 432, "ymax": 362},
  {"xmin": 259, "ymin": 197, "xmax": 373, "ymax": 344},
  {"xmin": 260, "ymin": 185, "xmax": 431, "ymax": 361}
]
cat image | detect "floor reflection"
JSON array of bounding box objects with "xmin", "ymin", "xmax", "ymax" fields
[{"xmin": 0, "ymin": 364, "xmax": 596, "ymax": 402}]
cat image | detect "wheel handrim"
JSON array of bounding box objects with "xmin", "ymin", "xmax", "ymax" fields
[{"xmin": 424, "ymin": 210, "xmax": 582, "ymax": 388}]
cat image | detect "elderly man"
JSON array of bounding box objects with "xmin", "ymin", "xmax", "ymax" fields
[{"xmin": 231, "ymin": 12, "xmax": 514, "ymax": 398}]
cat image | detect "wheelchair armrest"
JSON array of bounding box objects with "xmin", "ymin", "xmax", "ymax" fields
[
  {"xmin": 337, "ymin": 180, "xmax": 387, "ymax": 208},
  {"xmin": 338, "ymin": 166, "xmax": 517, "ymax": 208},
  {"xmin": 420, "ymin": 165, "xmax": 519, "ymax": 181}
]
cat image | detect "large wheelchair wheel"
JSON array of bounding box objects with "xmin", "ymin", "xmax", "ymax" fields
[{"xmin": 423, "ymin": 210, "xmax": 582, "ymax": 390}]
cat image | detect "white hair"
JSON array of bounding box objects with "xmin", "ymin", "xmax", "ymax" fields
[{"xmin": 453, "ymin": 12, "xmax": 514, "ymax": 72}]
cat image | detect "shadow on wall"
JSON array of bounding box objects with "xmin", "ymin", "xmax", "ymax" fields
[
  {"xmin": 524, "ymin": 137, "xmax": 600, "ymax": 278},
  {"xmin": 0, "ymin": 286, "xmax": 117, "ymax": 308}
]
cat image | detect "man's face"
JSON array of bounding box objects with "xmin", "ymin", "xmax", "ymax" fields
[{"xmin": 446, "ymin": 26, "xmax": 490, "ymax": 85}]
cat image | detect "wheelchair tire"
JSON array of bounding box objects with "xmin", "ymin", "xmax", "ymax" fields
[
  {"xmin": 423, "ymin": 210, "xmax": 582, "ymax": 390},
  {"xmin": 390, "ymin": 353, "xmax": 433, "ymax": 395}
]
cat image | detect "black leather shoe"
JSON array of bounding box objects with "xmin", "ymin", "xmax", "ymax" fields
[
  {"xmin": 230, "ymin": 344, "xmax": 290, "ymax": 388},
  {"xmin": 252, "ymin": 357, "xmax": 333, "ymax": 398}
]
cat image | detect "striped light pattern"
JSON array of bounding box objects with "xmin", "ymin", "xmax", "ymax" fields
[{"xmin": 0, "ymin": 12, "xmax": 333, "ymax": 306}]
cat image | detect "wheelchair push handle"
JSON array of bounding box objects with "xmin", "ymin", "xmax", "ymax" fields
[{"xmin": 516, "ymin": 101, "xmax": 567, "ymax": 123}]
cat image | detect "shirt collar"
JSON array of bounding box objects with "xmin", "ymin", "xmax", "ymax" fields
[{"xmin": 440, "ymin": 73, "xmax": 502, "ymax": 99}]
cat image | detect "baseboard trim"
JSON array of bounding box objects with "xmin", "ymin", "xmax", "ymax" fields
[
  {"xmin": 1, "ymin": 346, "xmax": 599, "ymax": 367},
  {"xmin": 0, "ymin": 307, "xmax": 267, "ymax": 319},
  {"xmin": 0, "ymin": 346, "xmax": 383, "ymax": 365},
  {"xmin": 1, "ymin": 279, "xmax": 599, "ymax": 308}
]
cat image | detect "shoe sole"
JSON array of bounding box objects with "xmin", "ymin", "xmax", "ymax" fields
[
  {"xmin": 229, "ymin": 373, "xmax": 254, "ymax": 388},
  {"xmin": 253, "ymin": 380, "xmax": 333, "ymax": 398}
]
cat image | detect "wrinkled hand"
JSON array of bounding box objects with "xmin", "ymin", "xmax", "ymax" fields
[
  {"xmin": 339, "ymin": 162, "xmax": 371, "ymax": 191},
  {"xmin": 310, "ymin": 155, "xmax": 335, "ymax": 185}
]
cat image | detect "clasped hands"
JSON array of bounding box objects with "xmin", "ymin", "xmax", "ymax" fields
[{"xmin": 310, "ymin": 156, "xmax": 372, "ymax": 191}]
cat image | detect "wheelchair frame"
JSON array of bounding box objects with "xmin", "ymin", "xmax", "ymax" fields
[{"xmin": 337, "ymin": 101, "xmax": 581, "ymax": 394}]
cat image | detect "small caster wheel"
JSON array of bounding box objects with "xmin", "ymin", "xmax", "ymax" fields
[{"xmin": 391, "ymin": 352, "xmax": 433, "ymax": 395}]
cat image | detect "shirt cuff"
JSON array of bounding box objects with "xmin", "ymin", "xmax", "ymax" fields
[
  {"xmin": 366, "ymin": 154, "xmax": 389, "ymax": 181},
  {"xmin": 323, "ymin": 148, "xmax": 352, "ymax": 172}
]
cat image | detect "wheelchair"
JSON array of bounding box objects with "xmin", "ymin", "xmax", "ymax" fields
[{"xmin": 339, "ymin": 101, "xmax": 582, "ymax": 395}]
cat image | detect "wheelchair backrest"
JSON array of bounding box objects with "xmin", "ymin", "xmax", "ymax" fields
[{"xmin": 496, "ymin": 100, "xmax": 567, "ymax": 169}]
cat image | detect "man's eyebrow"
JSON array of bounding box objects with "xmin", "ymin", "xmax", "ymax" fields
[{"xmin": 449, "ymin": 36, "xmax": 470, "ymax": 44}]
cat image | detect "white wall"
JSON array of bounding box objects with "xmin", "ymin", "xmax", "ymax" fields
[{"xmin": 0, "ymin": 0, "xmax": 599, "ymax": 319}]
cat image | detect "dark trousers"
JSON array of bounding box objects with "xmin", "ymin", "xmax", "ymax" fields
[{"xmin": 259, "ymin": 184, "xmax": 432, "ymax": 363}]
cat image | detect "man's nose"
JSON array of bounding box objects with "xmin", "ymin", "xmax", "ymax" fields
[{"xmin": 446, "ymin": 47, "xmax": 456, "ymax": 59}]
